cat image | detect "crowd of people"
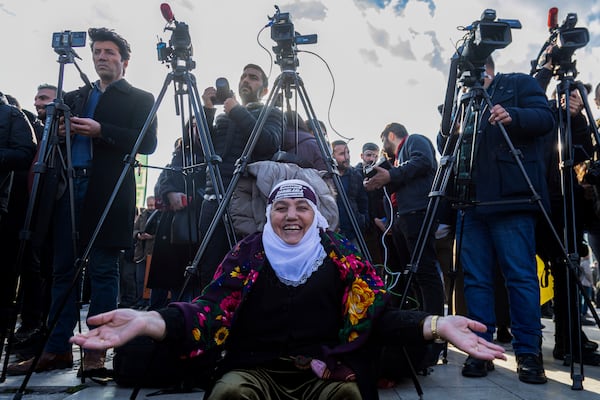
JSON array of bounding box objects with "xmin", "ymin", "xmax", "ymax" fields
[{"xmin": 0, "ymin": 22, "xmax": 599, "ymax": 400}]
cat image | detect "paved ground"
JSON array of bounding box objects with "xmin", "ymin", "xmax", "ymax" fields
[{"xmin": 0, "ymin": 308, "xmax": 598, "ymax": 399}]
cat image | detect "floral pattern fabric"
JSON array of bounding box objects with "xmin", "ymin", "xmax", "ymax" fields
[{"xmin": 171, "ymin": 230, "xmax": 387, "ymax": 359}]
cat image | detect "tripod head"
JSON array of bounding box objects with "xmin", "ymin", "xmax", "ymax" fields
[
  {"xmin": 267, "ymin": 6, "xmax": 317, "ymax": 72},
  {"xmin": 156, "ymin": 3, "xmax": 195, "ymax": 72}
]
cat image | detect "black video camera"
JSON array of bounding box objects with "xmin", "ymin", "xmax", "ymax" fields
[
  {"xmin": 270, "ymin": 7, "xmax": 317, "ymax": 47},
  {"xmin": 268, "ymin": 6, "xmax": 317, "ymax": 70},
  {"xmin": 532, "ymin": 11, "xmax": 589, "ymax": 76},
  {"xmin": 459, "ymin": 9, "xmax": 521, "ymax": 69},
  {"xmin": 364, "ymin": 157, "xmax": 392, "ymax": 179},
  {"xmin": 210, "ymin": 78, "xmax": 234, "ymax": 105},
  {"xmin": 157, "ymin": 20, "xmax": 193, "ymax": 62},
  {"xmin": 156, "ymin": 4, "xmax": 194, "ymax": 68},
  {"xmin": 52, "ymin": 31, "xmax": 86, "ymax": 54}
]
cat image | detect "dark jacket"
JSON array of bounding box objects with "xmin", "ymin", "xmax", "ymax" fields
[
  {"xmin": 387, "ymin": 134, "xmax": 437, "ymax": 215},
  {"xmin": 64, "ymin": 79, "xmax": 157, "ymax": 247},
  {"xmin": 0, "ymin": 103, "xmax": 36, "ymax": 173},
  {"xmin": 146, "ymin": 142, "xmax": 205, "ymax": 290},
  {"xmin": 156, "ymin": 136, "xmax": 206, "ymax": 206},
  {"xmin": 282, "ymin": 128, "xmax": 327, "ymax": 170},
  {"xmin": 203, "ymin": 103, "xmax": 282, "ymax": 196},
  {"xmin": 0, "ymin": 103, "xmax": 36, "ymax": 213},
  {"xmin": 438, "ymin": 72, "xmax": 554, "ymax": 215}
]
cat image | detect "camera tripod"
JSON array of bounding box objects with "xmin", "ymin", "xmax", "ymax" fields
[
  {"xmin": 1, "ymin": 43, "xmax": 93, "ymax": 396},
  {"xmin": 539, "ymin": 68, "xmax": 600, "ymax": 388}
]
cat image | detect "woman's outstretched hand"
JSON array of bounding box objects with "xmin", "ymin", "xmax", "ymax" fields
[
  {"xmin": 69, "ymin": 309, "xmax": 166, "ymax": 350},
  {"xmin": 427, "ymin": 315, "xmax": 507, "ymax": 361}
]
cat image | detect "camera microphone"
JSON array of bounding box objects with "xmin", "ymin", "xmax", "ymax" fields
[
  {"xmin": 160, "ymin": 3, "xmax": 175, "ymax": 23},
  {"xmin": 547, "ymin": 7, "xmax": 558, "ymax": 31}
]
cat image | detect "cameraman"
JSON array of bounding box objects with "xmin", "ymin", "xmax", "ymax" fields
[
  {"xmin": 438, "ymin": 56, "xmax": 554, "ymax": 384},
  {"xmin": 197, "ymin": 64, "xmax": 281, "ymax": 289},
  {"xmin": 534, "ymin": 50, "xmax": 600, "ymax": 366},
  {"xmin": 7, "ymin": 27, "xmax": 158, "ymax": 376}
]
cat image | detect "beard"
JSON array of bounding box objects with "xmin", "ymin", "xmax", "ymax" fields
[{"xmin": 239, "ymin": 85, "xmax": 260, "ymax": 104}]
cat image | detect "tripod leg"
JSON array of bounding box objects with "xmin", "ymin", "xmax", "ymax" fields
[{"xmin": 294, "ymin": 78, "xmax": 372, "ymax": 261}]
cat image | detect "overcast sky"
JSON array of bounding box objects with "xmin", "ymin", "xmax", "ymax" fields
[{"xmin": 3, "ymin": 0, "xmax": 600, "ymax": 193}]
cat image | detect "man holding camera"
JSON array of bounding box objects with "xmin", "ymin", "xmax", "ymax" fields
[
  {"xmin": 8, "ymin": 27, "xmax": 157, "ymax": 376},
  {"xmin": 364, "ymin": 123, "xmax": 444, "ymax": 316},
  {"xmin": 197, "ymin": 64, "xmax": 281, "ymax": 290},
  {"xmin": 438, "ymin": 56, "xmax": 554, "ymax": 384}
]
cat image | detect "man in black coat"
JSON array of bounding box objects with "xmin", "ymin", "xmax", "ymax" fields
[
  {"xmin": 0, "ymin": 92, "xmax": 37, "ymax": 335},
  {"xmin": 364, "ymin": 123, "xmax": 444, "ymax": 316},
  {"xmin": 436, "ymin": 57, "xmax": 554, "ymax": 384},
  {"xmin": 8, "ymin": 27, "xmax": 157, "ymax": 376}
]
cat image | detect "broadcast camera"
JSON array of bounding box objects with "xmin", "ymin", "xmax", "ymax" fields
[
  {"xmin": 530, "ymin": 8, "xmax": 589, "ymax": 77},
  {"xmin": 268, "ymin": 5, "xmax": 317, "ymax": 70},
  {"xmin": 52, "ymin": 31, "xmax": 86, "ymax": 55},
  {"xmin": 156, "ymin": 3, "xmax": 194, "ymax": 69},
  {"xmin": 457, "ymin": 9, "xmax": 521, "ymax": 81},
  {"xmin": 439, "ymin": 10, "xmax": 520, "ymax": 136}
]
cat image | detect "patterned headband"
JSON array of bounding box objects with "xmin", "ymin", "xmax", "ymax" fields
[{"xmin": 268, "ymin": 179, "xmax": 318, "ymax": 205}]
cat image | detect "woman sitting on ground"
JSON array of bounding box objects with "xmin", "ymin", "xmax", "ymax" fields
[{"xmin": 71, "ymin": 179, "xmax": 506, "ymax": 400}]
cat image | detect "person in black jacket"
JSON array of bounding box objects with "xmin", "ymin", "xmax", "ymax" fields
[
  {"xmin": 437, "ymin": 57, "xmax": 554, "ymax": 384},
  {"xmin": 147, "ymin": 119, "xmax": 205, "ymax": 309},
  {"xmin": 7, "ymin": 27, "xmax": 157, "ymax": 376},
  {"xmin": 0, "ymin": 92, "xmax": 37, "ymax": 336},
  {"xmin": 364, "ymin": 123, "xmax": 444, "ymax": 316},
  {"xmin": 331, "ymin": 140, "xmax": 369, "ymax": 246},
  {"xmin": 195, "ymin": 64, "xmax": 281, "ymax": 290}
]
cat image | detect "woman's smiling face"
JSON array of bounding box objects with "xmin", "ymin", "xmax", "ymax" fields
[{"xmin": 269, "ymin": 198, "xmax": 315, "ymax": 245}]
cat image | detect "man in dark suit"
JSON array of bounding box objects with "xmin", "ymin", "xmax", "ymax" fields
[{"xmin": 8, "ymin": 27, "xmax": 157, "ymax": 376}]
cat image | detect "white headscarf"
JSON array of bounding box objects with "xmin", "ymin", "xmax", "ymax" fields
[{"xmin": 263, "ymin": 180, "xmax": 329, "ymax": 286}]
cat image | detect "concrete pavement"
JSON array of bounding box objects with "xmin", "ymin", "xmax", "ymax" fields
[{"xmin": 0, "ymin": 309, "xmax": 598, "ymax": 399}]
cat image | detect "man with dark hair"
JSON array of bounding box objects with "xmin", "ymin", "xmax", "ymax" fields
[
  {"xmin": 8, "ymin": 27, "xmax": 157, "ymax": 376},
  {"xmin": 356, "ymin": 142, "xmax": 385, "ymax": 266},
  {"xmin": 356, "ymin": 142, "xmax": 379, "ymax": 170},
  {"xmin": 243, "ymin": 63, "xmax": 268, "ymax": 89},
  {"xmin": 195, "ymin": 64, "xmax": 281, "ymax": 290},
  {"xmin": 31, "ymin": 84, "xmax": 59, "ymax": 140},
  {"xmin": 331, "ymin": 140, "xmax": 369, "ymax": 245},
  {"xmin": 364, "ymin": 122, "xmax": 444, "ymax": 316},
  {"xmin": 34, "ymin": 84, "xmax": 59, "ymax": 118}
]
